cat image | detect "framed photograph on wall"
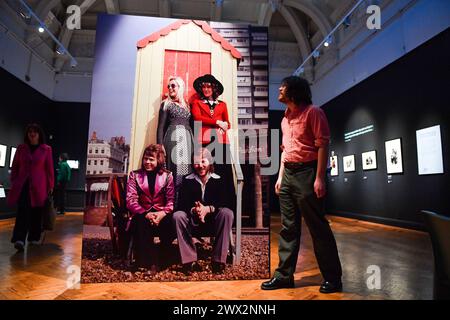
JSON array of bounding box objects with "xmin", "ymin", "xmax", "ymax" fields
[
  {"xmin": 343, "ymin": 155, "xmax": 356, "ymax": 172},
  {"xmin": 67, "ymin": 160, "xmax": 79, "ymax": 169},
  {"xmin": 385, "ymin": 138, "xmax": 403, "ymax": 174},
  {"xmin": 362, "ymin": 150, "xmax": 377, "ymax": 170},
  {"xmin": 0, "ymin": 144, "xmax": 7, "ymax": 167},
  {"xmin": 9, "ymin": 147, "xmax": 17, "ymax": 168},
  {"xmin": 416, "ymin": 125, "xmax": 444, "ymax": 175},
  {"xmin": 330, "ymin": 155, "xmax": 339, "ymax": 176}
]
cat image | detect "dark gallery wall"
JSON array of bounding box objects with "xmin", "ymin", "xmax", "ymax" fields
[
  {"xmin": 269, "ymin": 28, "xmax": 450, "ymax": 230},
  {"xmin": 0, "ymin": 67, "xmax": 90, "ymax": 218}
]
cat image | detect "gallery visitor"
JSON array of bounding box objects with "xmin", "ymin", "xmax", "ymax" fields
[
  {"xmin": 55, "ymin": 152, "xmax": 71, "ymax": 215},
  {"xmin": 260, "ymin": 76, "xmax": 343, "ymax": 293},
  {"xmin": 8, "ymin": 123, "xmax": 54, "ymax": 251}
]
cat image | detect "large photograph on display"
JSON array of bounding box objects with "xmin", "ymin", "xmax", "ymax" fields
[
  {"xmin": 82, "ymin": 14, "xmax": 269, "ymax": 283},
  {"xmin": 362, "ymin": 150, "xmax": 377, "ymax": 170},
  {"xmin": 343, "ymin": 155, "xmax": 355, "ymax": 172},
  {"xmin": 416, "ymin": 125, "xmax": 444, "ymax": 175},
  {"xmin": 385, "ymin": 138, "xmax": 403, "ymax": 174},
  {"xmin": 0, "ymin": 144, "xmax": 6, "ymax": 167},
  {"xmin": 330, "ymin": 155, "xmax": 338, "ymax": 176},
  {"xmin": 9, "ymin": 147, "xmax": 16, "ymax": 168}
]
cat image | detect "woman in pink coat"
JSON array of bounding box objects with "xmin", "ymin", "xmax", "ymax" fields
[
  {"xmin": 126, "ymin": 144, "xmax": 174, "ymax": 270},
  {"xmin": 8, "ymin": 124, "xmax": 54, "ymax": 251}
]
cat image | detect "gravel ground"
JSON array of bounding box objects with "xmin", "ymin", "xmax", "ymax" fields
[{"xmin": 81, "ymin": 227, "xmax": 269, "ymax": 283}]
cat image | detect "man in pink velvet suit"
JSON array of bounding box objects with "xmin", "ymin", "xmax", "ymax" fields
[{"xmin": 126, "ymin": 144, "xmax": 175, "ymax": 270}]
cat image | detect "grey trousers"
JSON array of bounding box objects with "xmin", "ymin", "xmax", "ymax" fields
[
  {"xmin": 274, "ymin": 165, "xmax": 342, "ymax": 283},
  {"xmin": 173, "ymin": 208, "xmax": 234, "ymax": 264}
]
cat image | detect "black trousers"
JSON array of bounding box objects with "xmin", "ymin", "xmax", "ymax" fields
[
  {"xmin": 56, "ymin": 181, "xmax": 67, "ymax": 213},
  {"xmin": 11, "ymin": 182, "xmax": 43, "ymax": 243},
  {"xmin": 130, "ymin": 212, "xmax": 174, "ymax": 268},
  {"xmin": 274, "ymin": 165, "xmax": 342, "ymax": 283}
]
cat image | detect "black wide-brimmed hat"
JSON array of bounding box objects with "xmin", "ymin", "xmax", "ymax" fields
[{"xmin": 193, "ymin": 74, "xmax": 224, "ymax": 97}]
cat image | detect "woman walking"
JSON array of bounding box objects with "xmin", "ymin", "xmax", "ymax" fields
[{"xmin": 8, "ymin": 123, "xmax": 54, "ymax": 251}]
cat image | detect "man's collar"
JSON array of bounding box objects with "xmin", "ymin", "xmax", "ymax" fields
[
  {"xmin": 186, "ymin": 172, "xmax": 221, "ymax": 180},
  {"xmin": 284, "ymin": 103, "xmax": 310, "ymax": 117}
]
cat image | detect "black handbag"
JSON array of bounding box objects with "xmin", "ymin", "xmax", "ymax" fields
[{"xmin": 42, "ymin": 195, "xmax": 56, "ymax": 231}]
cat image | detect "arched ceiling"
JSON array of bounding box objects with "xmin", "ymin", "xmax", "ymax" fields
[{"xmin": 1, "ymin": 0, "xmax": 355, "ymax": 73}]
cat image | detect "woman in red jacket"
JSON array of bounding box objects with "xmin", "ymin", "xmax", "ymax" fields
[
  {"xmin": 8, "ymin": 124, "xmax": 54, "ymax": 251},
  {"xmin": 191, "ymin": 74, "xmax": 230, "ymax": 147},
  {"xmin": 190, "ymin": 74, "xmax": 235, "ymax": 210}
]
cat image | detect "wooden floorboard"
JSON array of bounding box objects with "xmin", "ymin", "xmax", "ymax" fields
[{"xmin": 0, "ymin": 212, "xmax": 433, "ymax": 300}]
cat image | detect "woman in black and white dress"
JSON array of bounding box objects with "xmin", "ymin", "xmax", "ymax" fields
[{"xmin": 157, "ymin": 76, "xmax": 194, "ymax": 206}]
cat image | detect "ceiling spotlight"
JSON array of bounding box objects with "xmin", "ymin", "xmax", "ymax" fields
[
  {"xmin": 56, "ymin": 46, "xmax": 65, "ymax": 55},
  {"xmin": 18, "ymin": 1, "xmax": 32, "ymax": 19},
  {"xmin": 294, "ymin": 66, "xmax": 304, "ymax": 76},
  {"xmin": 38, "ymin": 25, "xmax": 45, "ymax": 33},
  {"xmin": 19, "ymin": 11, "xmax": 31, "ymax": 19},
  {"xmin": 324, "ymin": 41, "xmax": 329, "ymax": 47},
  {"xmin": 343, "ymin": 16, "xmax": 351, "ymax": 28},
  {"xmin": 269, "ymin": 0, "xmax": 280, "ymax": 13},
  {"xmin": 70, "ymin": 59, "xmax": 78, "ymax": 68},
  {"xmin": 324, "ymin": 36, "xmax": 332, "ymax": 47}
]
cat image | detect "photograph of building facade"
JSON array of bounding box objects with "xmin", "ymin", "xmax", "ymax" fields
[
  {"xmin": 210, "ymin": 22, "xmax": 270, "ymax": 229},
  {"xmin": 210, "ymin": 22, "xmax": 269, "ymax": 129},
  {"xmin": 84, "ymin": 132, "xmax": 129, "ymax": 229},
  {"xmin": 86, "ymin": 132, "xmax": 129, "ymax": 175}
]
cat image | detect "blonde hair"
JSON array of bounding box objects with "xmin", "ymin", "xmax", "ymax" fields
[{"xmin": 163, "ymin": 76, "xmax": 188, "ymax": 110}]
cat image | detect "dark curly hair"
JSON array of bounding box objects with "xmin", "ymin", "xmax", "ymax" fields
[
  {"xmin": 281, "ymin": 76, "xmax": 312, "ymax": 106},
  {"xmin": 24, "ymin": 123, "xmax": 46, "ymax": 145},
  {"xmin": 59, "ymin": 153, "xmax": 69, "ymax": 161},
  {"xmin": 200, "ymin": 82, "xmax": 221, "ymax": 100}
]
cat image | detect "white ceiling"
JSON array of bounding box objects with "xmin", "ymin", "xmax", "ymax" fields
[{"xmin": 2, "ymin": 0, "xmax": 355, "ymax": 74}]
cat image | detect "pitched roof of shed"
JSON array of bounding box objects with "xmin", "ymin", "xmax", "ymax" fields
[{"xmin": 136, "ymin": 19, "xmax": 242, "ymax": 60}]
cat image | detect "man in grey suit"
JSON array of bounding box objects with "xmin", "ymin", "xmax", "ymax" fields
[{"xmin": 173, "ymin": 148, "xmax": 234, "ymax": 275}]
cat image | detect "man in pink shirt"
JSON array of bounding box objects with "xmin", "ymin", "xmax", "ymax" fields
[{"xmin": 261, "ymin": 76, "xmax": 342, "ymax": 293}]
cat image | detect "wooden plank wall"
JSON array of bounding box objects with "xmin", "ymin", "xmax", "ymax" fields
[{"xmin": 129, "ymin": 22, "xmax": 240, "ymax": 171}]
